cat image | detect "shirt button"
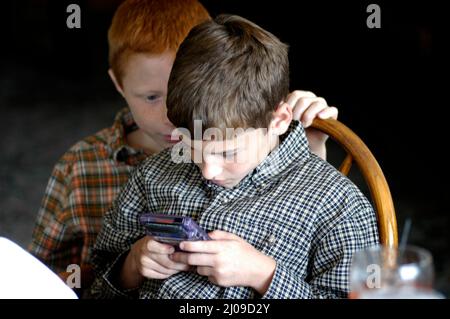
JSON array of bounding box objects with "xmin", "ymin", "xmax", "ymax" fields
[{"xmin": 267, "ymin": 234, "xmax": 276, "ymax": 246}]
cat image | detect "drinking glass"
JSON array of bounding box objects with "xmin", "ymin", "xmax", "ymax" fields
[{"xmin": 349, "ymin": 245, "xmax": 444, "ymax": 299}]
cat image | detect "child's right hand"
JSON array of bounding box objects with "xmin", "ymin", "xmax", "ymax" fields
[
  {"xmin": 132, "ymin": 236, "xmax": 191, "ymax": 279},
  {"xmin": 120, "ymin": 236, "xmax": 191, "ymax": 289}
]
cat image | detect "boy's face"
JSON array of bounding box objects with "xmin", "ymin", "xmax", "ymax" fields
[
  {"xmin": 190, "ymin": 128, "xmax": 277, "ymax": 188},
  {"xmin": 186, "ymin": 102, "xmax": 293, "ymax": 188},
  {"xmin": 110, "ymin": 52, "xmax": 178, "ymax": 152}
]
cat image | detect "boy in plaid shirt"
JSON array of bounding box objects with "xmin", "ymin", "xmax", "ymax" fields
[
  {"xmin": 91, "ymin": 15, "xmax": 378, "ymax": 299},
  {"xmin": 29, "ymin": 0, "xmax": 338, "ymax": 283}
]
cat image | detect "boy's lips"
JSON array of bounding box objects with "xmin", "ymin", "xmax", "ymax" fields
[{"xmin": 163, "ymin": 134, "xmax": 180, "ymax": 143}]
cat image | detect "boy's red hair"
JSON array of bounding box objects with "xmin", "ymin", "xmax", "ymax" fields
[{"xmin": 108, "ymin": 0, "xmax": 210, "ymax": 85}]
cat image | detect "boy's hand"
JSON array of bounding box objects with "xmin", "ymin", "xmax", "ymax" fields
[
  {"xmin": 286, "ymin": 90, "xmax": 338, "ymax": 159},
  {"xmin": 170, "ymin": 230, "xmax": 276, "ymax": 295},
  {"xmin": 120, "ymin": 236, "xmax": 191, "ymax": 289}
]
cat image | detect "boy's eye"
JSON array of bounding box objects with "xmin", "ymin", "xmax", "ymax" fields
[
  {"xmin": 222, "ymin": 151, "xmax": 237, "ymax": 158},
  {"xmin": 146, "ymin": 95, "xmax": 159, "ymax": 102}
]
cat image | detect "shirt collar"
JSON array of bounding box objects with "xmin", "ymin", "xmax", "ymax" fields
[{"xmin": 110, "ymin": 107, "xmax": 146, "ymax": 165}]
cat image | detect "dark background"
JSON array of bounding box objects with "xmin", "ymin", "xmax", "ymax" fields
[{"xmin": 0, "ymin": 0, "xmax": 448, "ymax": 296}]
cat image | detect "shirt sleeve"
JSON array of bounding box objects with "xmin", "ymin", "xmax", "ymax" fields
[
  {"xmin": 28, "ymin": 158, "xmax": 77, "ymax": 274},
  {"xmin": 262, "ymin": 202, "xmax": 379, "ymax": 299},
  {"xmin": 90, "ymin": 164, "xmax": 148, "ymax": 298}
]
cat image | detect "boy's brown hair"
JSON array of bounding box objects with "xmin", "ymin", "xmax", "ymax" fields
[
  {"xmin": 167, "ymin": 14, "xmax": 290, "ymax": 137},
  {"xmin": 108, "ymin": 0, "xmax": 210, "ymax": 85}
]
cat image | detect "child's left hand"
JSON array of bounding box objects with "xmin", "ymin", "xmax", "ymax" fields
[
  {"xmin": 286, "ymin": 90, "xmax": 338, "ymax": 159},
  {"xmin": 170, "ymin": 230, "xmax": 276, "ymax": 295}
]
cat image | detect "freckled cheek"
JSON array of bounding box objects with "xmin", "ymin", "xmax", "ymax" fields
[
  {"xmin": 151, "ymin": 102, "xmax": 171, "ymax": 122},
  {"xmin": 134, "ymin": 104, "xmax": 168, "ymax": 129}
]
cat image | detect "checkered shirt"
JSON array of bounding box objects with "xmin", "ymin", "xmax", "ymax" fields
[
  {"xmin": 91, "ymin": 121, "xmax": 379, "ymax": 299},
  {"xmin": 28, "ymin": 108, "xmax": 147, "ymax": 274}
]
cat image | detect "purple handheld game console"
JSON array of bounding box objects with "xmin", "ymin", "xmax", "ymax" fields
[{"xmin": 139, "ymin": 213, "xmax": 210, "ymax": 246}]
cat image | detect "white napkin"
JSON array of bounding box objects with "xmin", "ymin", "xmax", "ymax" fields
[{"xmin": 0, "ymin": 237, "xmax": 78, "ymax": 299}]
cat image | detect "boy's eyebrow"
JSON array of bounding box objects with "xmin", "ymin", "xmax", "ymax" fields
[
  {"xmin": 187, "ymin": 140, "xmax": 241, "ymax": 154},
  {"xmin": 136, "ymin": 90, "xmax": 165, "ymax": 96},
  {"xmin": 189, "ymin": 144, "xmax": 240, "ymax": 153},
  {"xmin": 209, "ymin": 148, "xmax": 240, "ymax": 155},
  {"xmin": 131, "ymin": 87, "xmax": 165, "ymax": 96}
]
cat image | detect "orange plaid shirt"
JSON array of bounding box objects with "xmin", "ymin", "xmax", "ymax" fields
[{"xmin": 29, "ymin": 108, "xmax": 148, "ymax": 274}]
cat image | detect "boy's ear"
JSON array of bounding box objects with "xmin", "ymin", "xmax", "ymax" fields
[
  {"xmin": 108, "ymin": 69, "xmax": 125, "ymax": 97},
  {"xmin": 269, "ymin": 102, "xmax": 293, "ymax": 136}
]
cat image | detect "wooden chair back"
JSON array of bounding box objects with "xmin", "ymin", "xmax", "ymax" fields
[{"xmin": 311, "ymin": 118, "xmax": 398, "ymax": 247}]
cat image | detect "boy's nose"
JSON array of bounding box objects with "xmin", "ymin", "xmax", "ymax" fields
[{"xmin": 201, "ymin": 163, "xmax": 223, "ymax": 180}]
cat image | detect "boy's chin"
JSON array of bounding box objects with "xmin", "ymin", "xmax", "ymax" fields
[
  {"xmin": 214, "ymin": 181, "xmax": 227, "ymax": 187},
  {"xmin": 211, "ymin": 179, "xmax": 239, "ymax": 188}
]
